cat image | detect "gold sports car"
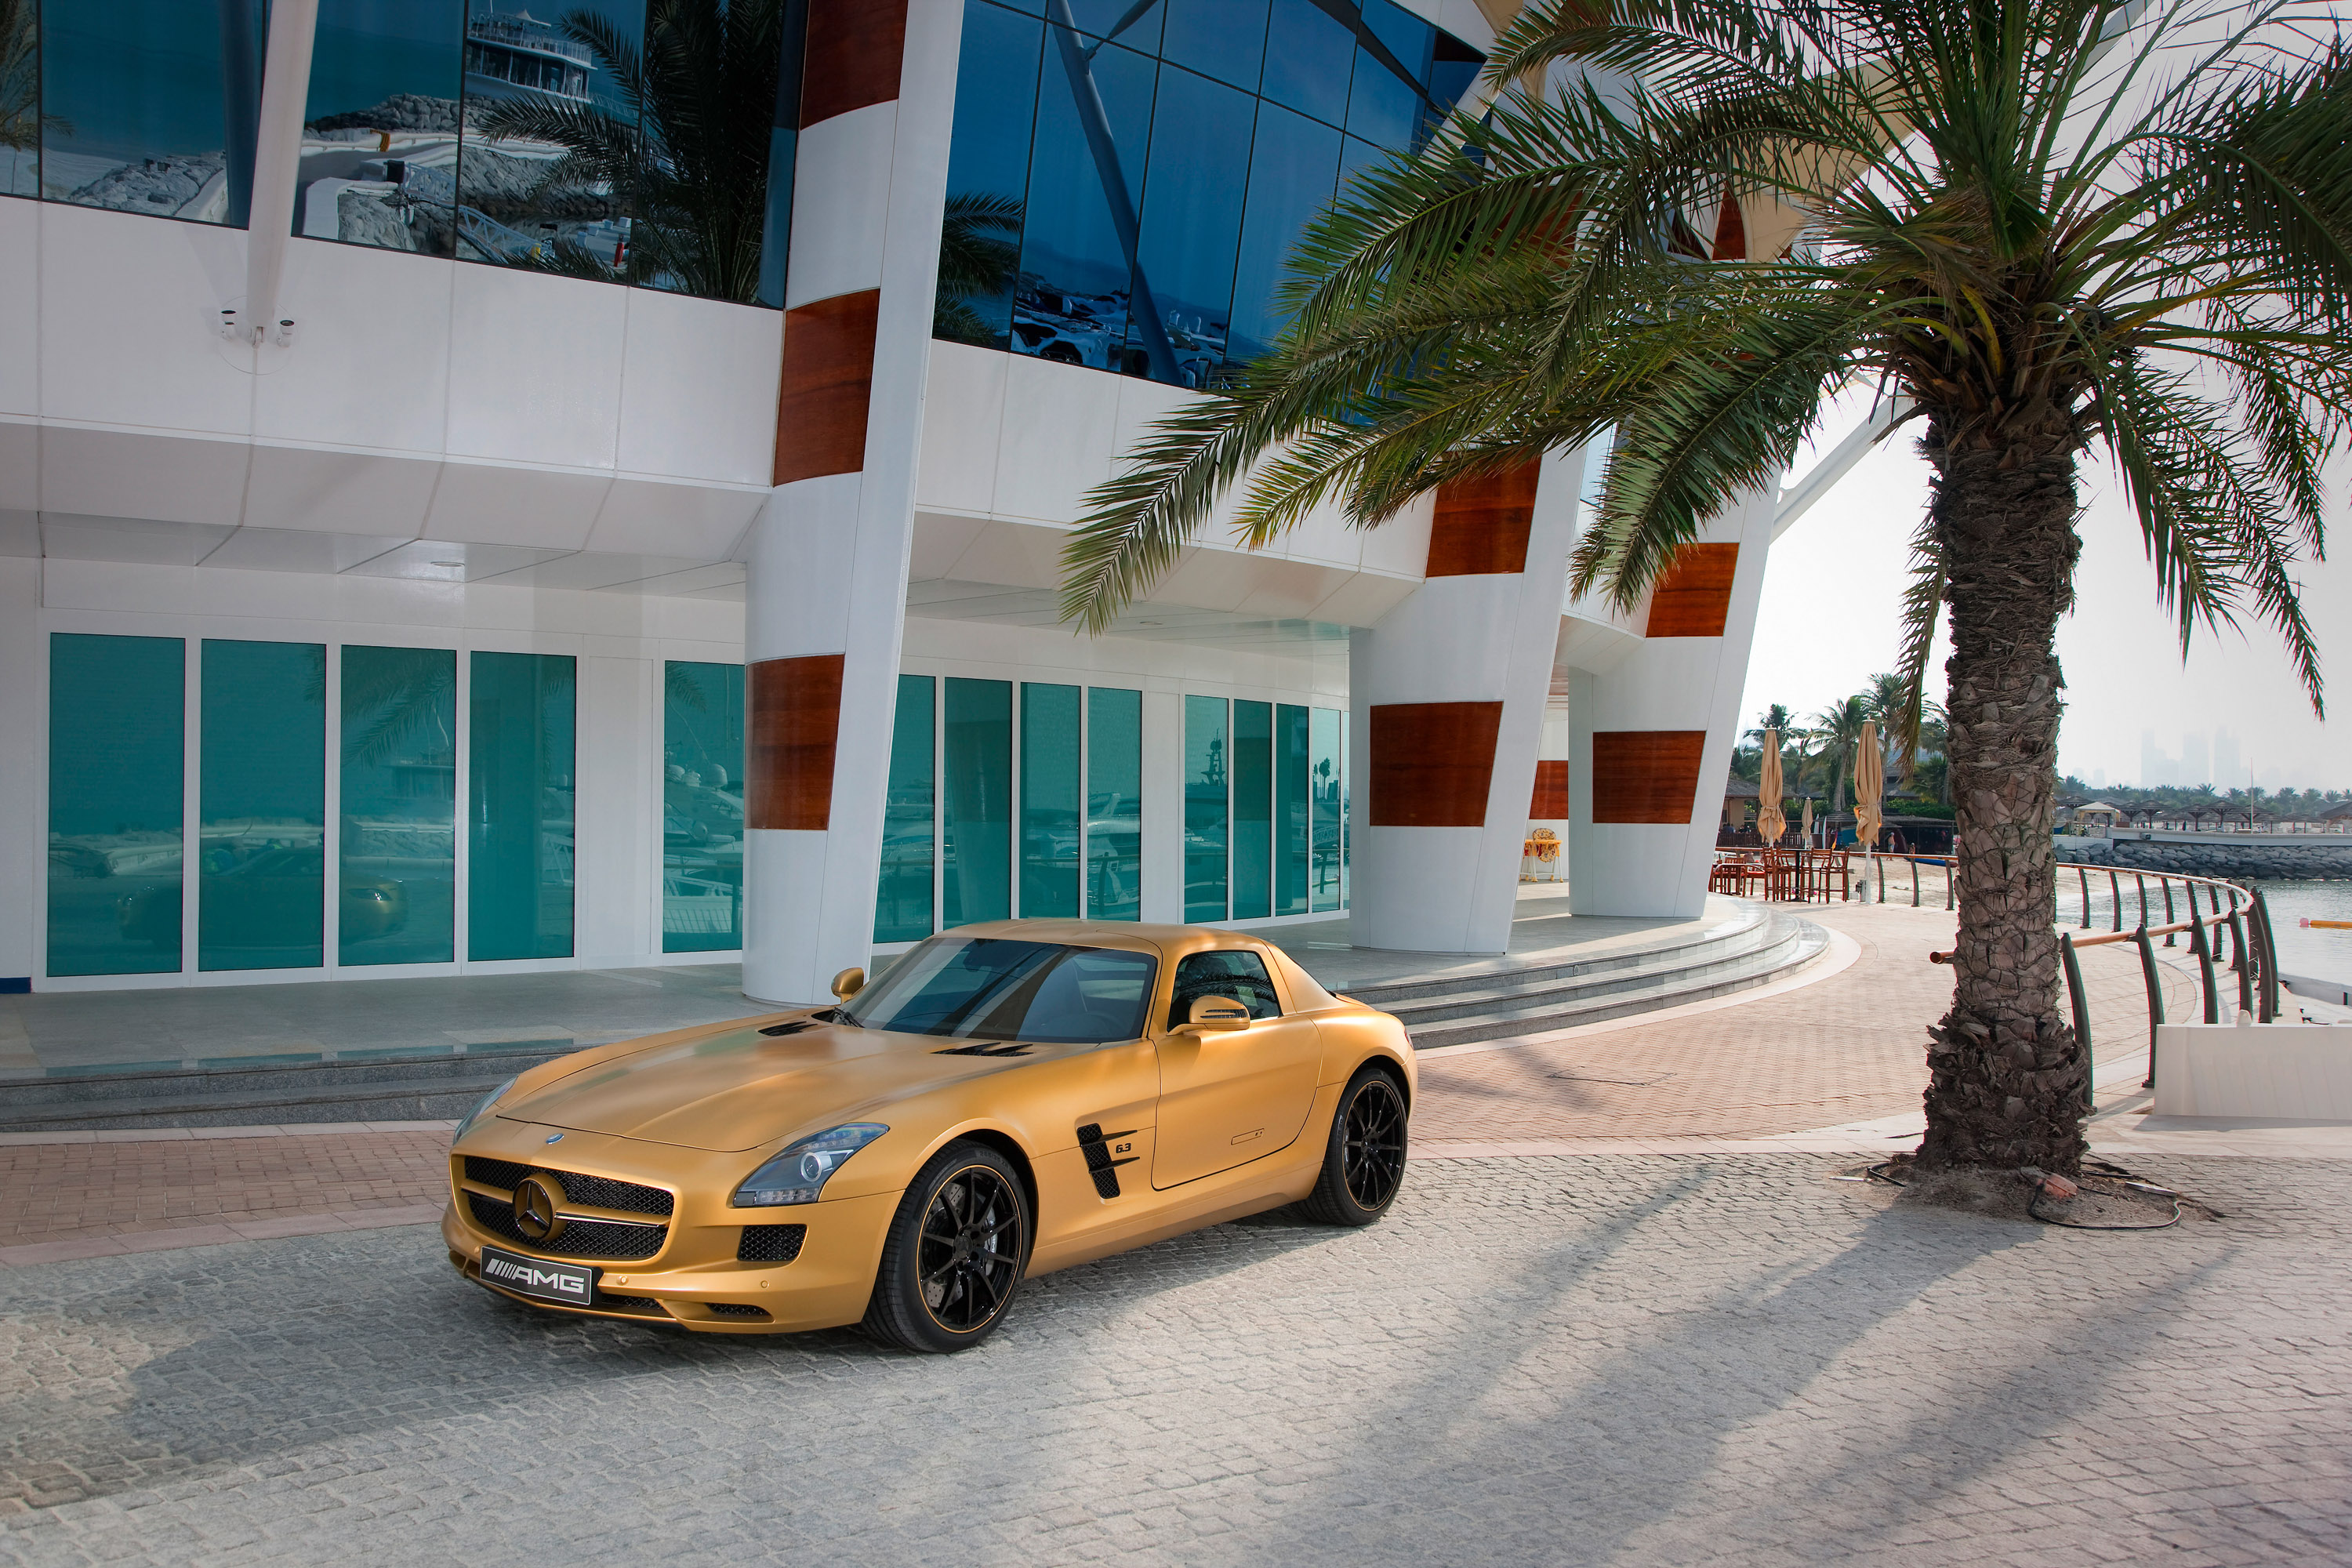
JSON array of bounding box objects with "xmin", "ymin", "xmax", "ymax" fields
[{"xmin": 443, "ymin": 920, "xmax": 1414, "ymax": 1352}]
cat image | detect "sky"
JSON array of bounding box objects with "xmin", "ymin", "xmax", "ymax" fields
[{"xmin": 1737, "ymin": 391, "xmax": 2352, "ymax": 793}]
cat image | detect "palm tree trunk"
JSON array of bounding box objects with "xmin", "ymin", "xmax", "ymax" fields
[{"xmin": 1917, "ymin": 423, "xmax": 2086, "ymax": 1174}]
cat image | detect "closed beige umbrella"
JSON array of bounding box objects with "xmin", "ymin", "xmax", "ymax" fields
[
  {"xmin": 1801, "ymin": 795, "xmax": 1814, "ymax": 846},
  {"xmin": 1854, "ymin": 720, "xmax": 1886, "ymax": 896},
  {"xmin": 1755, "ymin": 729, "xmax": 1786, "ymax": 845}
]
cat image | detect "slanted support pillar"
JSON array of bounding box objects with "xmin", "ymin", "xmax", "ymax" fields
[
  {"xmin": 1347, "ymin": 445, "xmax": 1588, "ymax": 953},
  {"xmin": 742, "ymin": 0, "xmax": 961, "ymax": 1004}
]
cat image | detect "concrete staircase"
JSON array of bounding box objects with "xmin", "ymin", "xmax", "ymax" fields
[
  {"xmin": 0, "ymin": 1044, "xmax": 580, "ymax": 1134},
  {"xmin": 1347, "ymin": 904, "xmax": 1830, "ymax": 1049}
]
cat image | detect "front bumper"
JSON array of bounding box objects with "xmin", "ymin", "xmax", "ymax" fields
[{"xmin": 442, "ymin": 1123, "xmax": 898, "ymax": 1334}]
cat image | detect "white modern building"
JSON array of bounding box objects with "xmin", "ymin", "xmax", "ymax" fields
[{"xmin": 1, "ymin": 0, "xmax": 1785, "ymax": 1000}]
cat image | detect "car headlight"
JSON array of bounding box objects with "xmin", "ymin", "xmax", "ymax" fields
[
  {"xmin": 732, "ymin": 1123, "xmax": 889, "ymax": 1207},
  {"xmin": 454, "ymin": 1074, "xmax": 520, "ymax": 1143}
]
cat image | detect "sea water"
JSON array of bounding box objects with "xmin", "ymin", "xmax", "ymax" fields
[{"xmin": 2256, "ymin": 880, "xmax": 2352, "ymax": 985}]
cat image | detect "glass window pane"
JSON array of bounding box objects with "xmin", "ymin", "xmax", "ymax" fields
[
  {"xmin": 1425, "ymin": 32, "xmax": 1480, "ymax": 143},
  {"xmin": 47, "ymin": 634, "xmax": 183, "ymax": 978},
  {"xmin": 1230, "ymin": 699, "xmax": 1270, "ymax": 919},
  {"xmin": 1161, "ymin": 0, "xmax": 1266, "ymax": 93},
  {"xmin": 1337, "ymin": 130, "xmax": 1383, "ymax": 202},
  {"xmin": 458, "ymin": 0, "xmax": 641, "ymax": 279},
  {"xmin": 1277, "ymin": 702, "xmax": 1308, "ymax": 915},
  {"xmin": 1259, "ymin": 0, "xmax": 1352, "ymax": 128},
  {"xmin": 663, "ymin": 660, "xmax": 745, "ymax": 953},
  {"xmin": 633, "ymin": 0, "xmax": 801, "ymax": 303},
  {"xmin": 1, "ymin": 2, "xmax": 38, "ymax": 196},
  {"xmin": 468, "ymin": 652, "xmax": 575, "ymax": 961},
  {"xmin": 200, "ymin": 641, "xmax": 325, "ymax": 972},
  {"xmin": 942, "ymin": 677, "xmax": 1013, "ymax": 927},
  {"xmin": 1183, "ymin": 694, "xmax": 1227, "ymax": 922},
  {"xmin": 1020, "ymin": 682, "xmax": 1080, "ymax": 917},
  {"xmin": 1339, "ymin": 706, "xmax": 1350, "ymax": 908},
  {"xmin": 341, "ymin": 644, "xmax": 456, "ymax": 967},
  {"xmin": 938, "ymin": 0, "xmax": 1042, "ymax": 349},
  {"xmin": 1065, "ymin": 0, "xmax": 1163, "ymax": 53},
  {"xmin": 1225, "ymin": 101, "xmax": 1338, "ymax": 363},
  {"xmin": 1013, "ymin": 31, "xmax": 1155, "ymax": 375},
  {"xmin": 1134, "ymin": 63, "xmax": 1251, "ymax": 388},
  {"xmin": 1085, "ymin": 687, "xmax": 1141, "ymax": 921},
  {"xmin": 1310, "ymin": 706, "xmax": 1340, "ymax": 911},
  {"xmin": 877, "ymin": 674, "xmax": 937, "ymax": 943},
  {"xmin": 1345, "ymin": 0, "xmax": 1430, "ymax": 149},
  {"xmin": 299, "ymin": 0, "xmax": 463, "ymax": 255},
  {"xmin": 42, "ymin": 0, "xmax": 264, "ymax": 223}
]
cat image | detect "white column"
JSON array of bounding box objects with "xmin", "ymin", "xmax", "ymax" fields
[
  {"xmin": 742, "ymin": 0, "xmax": 963, "ymax": 1004},
  {"xmin": 1348, "ymin": 444, "xmax": 1588, "ymax": 953}
]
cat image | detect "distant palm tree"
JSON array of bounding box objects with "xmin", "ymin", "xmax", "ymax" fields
[
  {"xmin": 1812, "ymin": 695, "xmax": 1871, "ymax": 814},
  {"xmin": 477, "ymin": 0, "xmax": 786, "ymax": 302}
]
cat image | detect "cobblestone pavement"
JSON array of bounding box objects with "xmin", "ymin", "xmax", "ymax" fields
[{"xmin": 5, "ymin": 1152, "xmax": 2348, "ymax": 1566}]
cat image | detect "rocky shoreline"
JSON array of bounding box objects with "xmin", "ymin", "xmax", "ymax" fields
[{"xmin": 2058, "ymin": 835, "xmax": 2352, "ymax": 881}]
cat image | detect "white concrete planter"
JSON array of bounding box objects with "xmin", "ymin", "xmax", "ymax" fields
[{"xmin": 2152, "ymin": 1022, "xmax": 2352, "ymax": 1117}]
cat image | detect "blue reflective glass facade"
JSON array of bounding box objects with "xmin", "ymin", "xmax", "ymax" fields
[
  {"xmin": 935, "ymin": 0, "xmax": 1481, "ymax": 383},
  {"xmin": 11, "ymin": 0, "xmax": 802, "ymax": 305},
  {"xmin": 662, "ymin": 660, "xmax": 745, "ymax": 953}
]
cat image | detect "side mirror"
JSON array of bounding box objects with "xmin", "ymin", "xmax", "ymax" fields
[
  {"xmin": 1177, "ymin": 995, "xmax": 1252, "ymax": 1035},
  {"xmin": 829, "ymin": 967, "xmax": 866, "ymax": 1001}
]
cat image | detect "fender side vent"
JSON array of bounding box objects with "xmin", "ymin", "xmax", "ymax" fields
[
  {"xmin": 1076, "ymin": 1123, "xmax": 1139, "ymax": 1200},
  {"xmin": 759, "ymin": 1020, "xmax": 815, "ymax": 1037}
]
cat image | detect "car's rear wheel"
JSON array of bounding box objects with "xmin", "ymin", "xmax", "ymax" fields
[
  {"xmin": 1301, "ymin": 1065, "xmax": 1408, "ymax": 1226},
  {"xmin": 862, "ymin": 1140, "xmax": 1030, "ymax": 1353}
]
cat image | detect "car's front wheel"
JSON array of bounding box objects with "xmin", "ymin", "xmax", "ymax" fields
[
  {"xmin": 1301, "ymin": 1065, "xmax": 1409, "ymax": 1226},
  {"xmin": 862, "ymin": 1140, "xmax": 1031, "ymax": 1353}
]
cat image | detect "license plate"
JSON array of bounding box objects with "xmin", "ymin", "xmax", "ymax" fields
[{"xmin": 479, "ymin": 1246, "xmax": 597, "ymax": 1307}]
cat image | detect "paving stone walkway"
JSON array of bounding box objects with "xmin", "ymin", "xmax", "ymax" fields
[{"xmin": 4, "ymin": 1152, "xmax": 2347, "ymax": 1566}]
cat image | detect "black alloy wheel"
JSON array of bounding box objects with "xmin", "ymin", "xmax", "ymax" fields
[
  {"xmin": 864, "ymin": 1140, "xmax": 1031, "ymax": 1352},
  {"xmin": 1302, "ymin": 1067, "xmax": 1409, "ymax": 1226}
]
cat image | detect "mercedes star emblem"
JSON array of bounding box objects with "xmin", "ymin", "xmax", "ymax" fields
[{"xmin": 512, "ymin": 1174, "xmax": 565, "ymax": 1243}]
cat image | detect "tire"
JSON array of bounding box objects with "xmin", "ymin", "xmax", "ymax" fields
[
  {"xmin": 1301, "ymin": 1065, "xmax": 1409, "ymax": 1226},
  {"xmin": 862, "ymin": 1140, "xmax": 1032, "ymax": 1353}
]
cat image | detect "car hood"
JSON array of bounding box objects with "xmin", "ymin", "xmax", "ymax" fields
[{"xmin": 495, "ymin": 1022, "xmax": 1032, "ymax": 1152}]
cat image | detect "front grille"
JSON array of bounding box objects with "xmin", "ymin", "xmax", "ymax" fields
[
  {"xmin": 706, "ymin": 1302, "xmax": 771, "ymax": 1319},
  {"xmin": 466, "ymin": 1192, "xmax": 668, "ymax": 1261},
  {"xmin": 463, "ymin": 1157, "xmax": 673, "ymax": 1218},
  {"xmin": 738, "ymin": 1224, "xmax": 807, "ymax": 1263}
]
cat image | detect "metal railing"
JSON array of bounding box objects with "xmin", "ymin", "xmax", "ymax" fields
[{"xmin": 1916, "ymin": 861, "xmax": 2285, "ymax": 1109}]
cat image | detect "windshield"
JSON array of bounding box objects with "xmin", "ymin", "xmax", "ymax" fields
[{"xmin": 840, "ymin": 938, "xmax": 1158, "ymax": 1044}]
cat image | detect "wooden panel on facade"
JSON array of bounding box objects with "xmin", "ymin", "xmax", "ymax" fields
[
  {"xmin": 800, "ymin": 0, "xmax": 908, "ymax": 128},
  {"xmin": 1425, "ymin": 460, "xmax": 1541, "ymax": 576},
  {"xmin": 1368, "ymin": 702, "xmax": 1504, "ymax": 827},
  {"xmin": 1529, "ymin": 759, "xmax": 1569, "ymax": 819},
  {"xmin": 773, "ymin": 290, "xmax": 880, "ymax": 486},
  {"xmin": 747, "ymin": 654, "xmax": 846, "ymax": 831},
  {"xmin": 1644, "ymin": 543, "xmax": 1738, "ymax": 637},
  {"xmin": 1590, "ymin": 731, "xmax": 1707, "ymax": 824}
]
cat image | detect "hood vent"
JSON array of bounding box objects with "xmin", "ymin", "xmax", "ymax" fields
[{"xmin": 934, "ymin": 1041, "xmax": 1031, "ymax": 1057}]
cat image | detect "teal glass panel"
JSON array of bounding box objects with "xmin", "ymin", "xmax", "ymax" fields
[
  {"xmin": 877, "ymin": 675, "xmax": 937, "ymax": 942},
  {"xmin": 1230, "ymin": 699, "xmax": 1270, "ymax": 919},
  {"xmin": 47, "ymin": 634, "xmax": 183, "ymax": 977},
  {"xmin": 1020, "ymin": 682, "xmax": 1081, "ymax": 917},
  {"xmin": 942, "ymin": 677, "xmax": 1012, "ymax": 927},
  {"xmin": 1310, "ymin": 706, "xmax": 1341, "ymax": 911},
  {"xmin": 468, "ymin": 652, "xmax": 575, "ymax": 961},
  {"xmin": 1183, "ymin": 695, "xmax": 1228, "ymax": 922},
  {"xmin": 662, "ymin": 660, "xmax": 745, "ymax": 953},
  {"xmin": 1339, "ymin": 708, "xmax": 1350, "ymax": 908},
  {"xmin": 199, "ymin": 641, "xmax": 325, "ymax": 971},
  {"xmin": 1085, "ymin": 687, "xmax": 1141, "ymax": 920},
  {"xmin": 42, "ymin": 0, "xmax": 265, "ymax": 224},
  {"xmin": 341, "ymin": 644, "xmax": 456, "ymax": 967},
  {"xmin": 1276, "ymin": 702, "xmax": 1308, "ymax": 915}
]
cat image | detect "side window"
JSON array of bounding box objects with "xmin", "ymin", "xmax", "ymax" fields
[{"xmin": 1166, "ymin": 950, "xmax": 1283, "ymax": 1029}]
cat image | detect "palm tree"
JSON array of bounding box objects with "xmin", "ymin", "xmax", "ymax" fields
[
  {"xmin": 1812, "ymin": 694, "xmax": 1871, "ymax": 813},
  {"xmin": 477, "ymin": 0, "xmax": 787, "ymax": 302},
  {"xmin": 1058, "ymin": 0, "xmax": 2351, "ymax": 1177}
]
